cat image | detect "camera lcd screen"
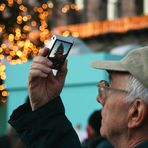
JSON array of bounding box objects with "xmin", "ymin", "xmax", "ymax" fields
[
  {"xmin": 48, "ymin": 39, "xmax": 73, "ymax": 69},
  {"xmin": 49, "ymin": 39, "xmax": 73, "ymax": 58}
]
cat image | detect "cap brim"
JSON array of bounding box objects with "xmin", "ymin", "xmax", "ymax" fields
[{"xmin": 91, "ymin": 60, "xmax": 128, "ymax": 72}]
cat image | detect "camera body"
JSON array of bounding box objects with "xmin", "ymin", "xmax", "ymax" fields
[{"xmin": 46, "ymin": 35, "xmax": 74, "ymax": 70}]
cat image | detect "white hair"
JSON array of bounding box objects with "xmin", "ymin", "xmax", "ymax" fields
[{"xmin": 125, "ymin": 75, "xmax": 148, "ymax": 104}]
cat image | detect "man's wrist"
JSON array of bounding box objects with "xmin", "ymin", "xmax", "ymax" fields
[
  {"xmin": 31, "ymin": 97, "xmax": 56, "ymax": 111},
  {"xmin": 31, "ymin": 100, "xmax": 49, "ymax": 111}
]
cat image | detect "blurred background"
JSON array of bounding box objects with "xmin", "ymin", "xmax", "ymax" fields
[{"xmin": 0, "ymin": 0, "xmax": 148, "ymax": 137}]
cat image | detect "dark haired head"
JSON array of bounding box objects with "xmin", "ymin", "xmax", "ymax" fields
[{"xmin": 88, "ymin": 110, "xmax": 102, "ymax": 136}]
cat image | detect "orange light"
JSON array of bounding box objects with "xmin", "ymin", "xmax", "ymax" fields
[
  {"xmin": 62, "ymin": 7, "xmax": 68, "ymax": 13},
  {"xmin": 62, "ymin": 31, "xmax": 70, "ymax": 37},
  {"xmin": 0, "ymin": 54, "xmax": 4, "ymax": 59},
  {"xmin": 8, "ymin": 34, "xmax": 14, "ymax": 42},
  {"xmin": 17, "ymin": 15, "xmax": 22, "ymax": 21},
  {"xmin": 23, "ymin": 16, "xmax": 28, "ymax": 22},
  {"xmin": 70, "ymin": 4, "xmax": 75, "ymax": 9},
  {"xmin": 2, "ymin": 91, "xmax": 9, "ymax": 97},
  {"xmin": 7, "ymin": 56, "xmax": 12, "ymax": 61},
  {"xmin": 31, "ymin": 21, "xmax": 37, "ymax": 27},
  {"xmin": 1, "ymin": 74, "xmax": 6, "ymax": 80},
  {"xmin": 0, "ymin": 47, "xmax": 3, "ymax": 52},
  {"xmin": 16, "ymin": 51, "xmax": 22, "ymax": 57},
  {"xmin": 37, "ymin": 7, "xmax": 43, "ymax": 13},
  {"xmin": 10, "ymin": 51, "xmax": 16, "ymax": 56},
  {"xmin": 0, "ymin": 64, "xmax": 5, "ymax": 71},
  {"xmin": 19, "ymin": 5, "xmax": 27, "ymax": 11},
  {"xmin": 0, "ymin": 27, "xmax": 2, "ymax": 32},
  {"xmin": 1, "ymin": 44, "xmax": 7, "ymax": 49},
  {"xmin": 72, "ymin": 32, "xmax": 79, "ymax": 37},
  {"xmin": 42, "ymin": 4, "xmax": 48, "ymax": 9},
  {"xmin": 48, "ymin": 3, "xmax": 54, "ymax": 9},
  {"xmin": 8, "ymin": 0, "xmax": 14, "ymax": 6},
  {"xmin": 0, "ymin": 3, "xmax": 6, "ymax": 11},
  {"xmin": 0, "ymin": 85, "xmax": 5, "ymax": 90},
  {"xmin": 23, "ymin": 25, "xmax": 31, "ymax": 31},
  {"xmin": 16, "ymin": 0, "xmax": 22, "ymax": 5}
]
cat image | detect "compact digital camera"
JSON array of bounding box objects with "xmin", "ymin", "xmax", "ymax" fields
[{"xmin": 46, "ymin": 35, "xmax": 74, "ymax": 70}]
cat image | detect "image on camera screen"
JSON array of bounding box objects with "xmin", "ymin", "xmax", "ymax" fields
[{"xmin": 49, "ymin": 39, "xmax": 72, "ymax": 69}]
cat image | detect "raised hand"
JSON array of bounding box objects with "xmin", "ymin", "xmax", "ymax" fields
[{"xmin": 28, "ymin": 48, "xmax": 68, "ymax": 111}]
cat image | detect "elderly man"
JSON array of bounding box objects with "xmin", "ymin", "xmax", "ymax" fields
[{"xmin": 9, "ymin": 46, "xmax": 148, "ymax": 148}]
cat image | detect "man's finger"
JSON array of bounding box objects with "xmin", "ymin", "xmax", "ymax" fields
[
  {"xmin": 29, "ymin": 69, "xmax": 48, "ymax": 78},
  {"xmin": 56, "ymin": 60, "xmax": 68, "ymax": 81},
  {"xmin": 33, "ymin": 56, "xmax": 52, "ymax": 67},
  {"xmin": 31, "ymin": 63, "xmax": 52, "ymax": 74}
]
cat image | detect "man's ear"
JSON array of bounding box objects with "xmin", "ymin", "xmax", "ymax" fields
[{"xmin": 128, "ymin": 99, "xmax": 148, "ymax": 128}]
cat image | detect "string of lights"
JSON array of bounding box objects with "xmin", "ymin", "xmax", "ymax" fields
[{"xmin": 54, "ymin": 15, "xmax": 148, "ymax": 38}]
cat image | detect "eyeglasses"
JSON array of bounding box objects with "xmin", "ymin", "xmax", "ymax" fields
[{"xmin": 97, "ymin": 80, "xmax": 128, "ymax": 102}]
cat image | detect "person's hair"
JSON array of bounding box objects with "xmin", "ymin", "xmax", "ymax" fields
[
  {"xmin": 88, "ymin": 110, "xmax": 102, "ymax": 136},
  {"xmin": 125, "ymin": 74, "xmax": 148, "ymax": 104}
]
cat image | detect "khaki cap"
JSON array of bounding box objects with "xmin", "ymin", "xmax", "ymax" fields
[{"xmin": 91, "ymin": 46, "xmax": 148, "ymax": 88}]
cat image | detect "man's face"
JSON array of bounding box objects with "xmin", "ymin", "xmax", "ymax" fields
[{"xmin": 97, "ymin": 72, "xmax": 131, "ymax": 140}]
